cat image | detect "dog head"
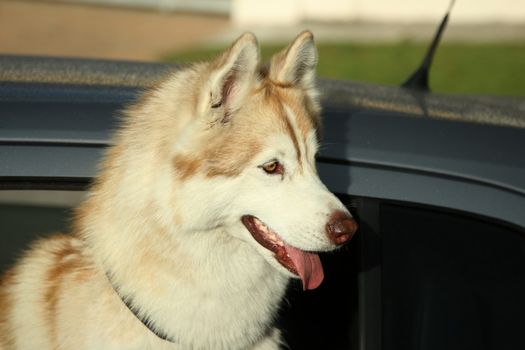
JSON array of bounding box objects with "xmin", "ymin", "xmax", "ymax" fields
[{"xmin": 133, "ymin": 32, "xmax": 357, "ymax": 289}]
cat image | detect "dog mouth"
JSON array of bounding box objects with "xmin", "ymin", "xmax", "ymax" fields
[{"xmin": 241, "ymin": 215, "xmax": 324, "ymax": 290}]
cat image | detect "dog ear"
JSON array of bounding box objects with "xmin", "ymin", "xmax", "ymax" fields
[
  {"xmin": 269, "ymin": 31, "xmax": 318, "ymax": 101},
  {"xmin": 201, "ymin": 32, "xmax": 260, "ymax": 124}
]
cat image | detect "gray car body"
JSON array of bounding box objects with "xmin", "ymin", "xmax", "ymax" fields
[{"xmin": 0, "ymin": 55, "xmax": 524, "ymax": 230}]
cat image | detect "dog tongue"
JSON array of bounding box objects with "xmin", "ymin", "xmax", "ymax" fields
[{"xmin": 284, "ymin": 244, "xmax": 324, "ymax": 290}]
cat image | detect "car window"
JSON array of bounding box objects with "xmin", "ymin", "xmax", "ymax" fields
[
  {"xmin": 380, "ymin": 203, "xmax": 525, "ymax": 350},
  {"xmin": 0, "ymin": 190, "xmax": 84, "ymax": 271}
]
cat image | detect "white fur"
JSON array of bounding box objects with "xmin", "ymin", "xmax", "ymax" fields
[{"xmin": 0, "ymin": 31, "xmax": 353, "ymax": 350}]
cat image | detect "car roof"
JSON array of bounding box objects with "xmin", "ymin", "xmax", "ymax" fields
[{"xmin": 1, "ymin": 55, "xmax": 524, "ymax": 229}]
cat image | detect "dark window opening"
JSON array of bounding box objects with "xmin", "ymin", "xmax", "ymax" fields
[{"xmin": 381, "ymin": 203, "xmax": 525, "ymax": 350}]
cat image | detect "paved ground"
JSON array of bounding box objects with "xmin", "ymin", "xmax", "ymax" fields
[
  {"xmin": 1, "ymin": 1, "xmax": 524, "ymax": 62},
  {"xmin": 0, "ymin": 1, "xmax": 230, "ymax": 61}
]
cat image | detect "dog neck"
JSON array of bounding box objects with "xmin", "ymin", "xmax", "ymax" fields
[{"xmin": 105, "ymin": 271, "xmax": 176, "ymax": 343}]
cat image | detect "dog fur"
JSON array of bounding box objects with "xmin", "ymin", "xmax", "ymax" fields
[{"xmin": 0, "ymin": 31, "xmax": 357, "ymax": 349}]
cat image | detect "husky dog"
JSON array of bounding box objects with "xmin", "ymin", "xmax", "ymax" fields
[{"xmin": 0, "ymin": 31, "xmax": 357, "ymax": 349}]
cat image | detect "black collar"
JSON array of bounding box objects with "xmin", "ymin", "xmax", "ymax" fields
[{"xmin": 105, "ymin": 271, "xmax": 175, "ymax": 343}]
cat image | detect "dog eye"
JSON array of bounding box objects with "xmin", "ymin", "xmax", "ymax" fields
[{"xmin": 261, "ymin": 160, "xmax": 283, "ymax": 175}]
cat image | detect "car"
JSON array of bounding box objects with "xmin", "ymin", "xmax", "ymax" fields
[{"xmin": 1, "ymin": 42, "xmax": 524, "ymax": 350}]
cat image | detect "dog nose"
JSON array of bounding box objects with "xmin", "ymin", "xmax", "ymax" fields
[{"xmin": 326, "ymin": 211, "xmax": 358, "ymax": 245}]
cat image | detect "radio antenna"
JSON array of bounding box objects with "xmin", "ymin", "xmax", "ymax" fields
[{"xmin": 402, "ymin": 0, "xmax": 456, "ymax": 91}]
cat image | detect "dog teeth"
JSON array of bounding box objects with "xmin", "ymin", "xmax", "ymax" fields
[
  {"xmin": 254, "ymin": 218, "xmax": 284, "ymax": 245},
  {"xmin": 255, "ymin": 220, "xmax": 266, "ymax": 231}
]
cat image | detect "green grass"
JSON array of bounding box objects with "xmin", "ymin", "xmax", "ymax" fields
[{"xmin": 164, "ymin": 42, "xmax": 525, "ymax": 97}]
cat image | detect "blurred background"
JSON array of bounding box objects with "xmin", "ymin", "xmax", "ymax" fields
[{"xmin": 1, "ymin": 0, "xmax": 524, "ymax": 95}]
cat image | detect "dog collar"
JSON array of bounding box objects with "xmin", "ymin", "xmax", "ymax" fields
[{"xmin": 105, "ymin": 271, "xmax": 175, "ymax": 343}]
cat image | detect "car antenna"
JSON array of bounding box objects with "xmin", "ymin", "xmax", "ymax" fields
[{"xmin": 402, "ymin": 0, "xmax": 456, "ymax": 91}]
